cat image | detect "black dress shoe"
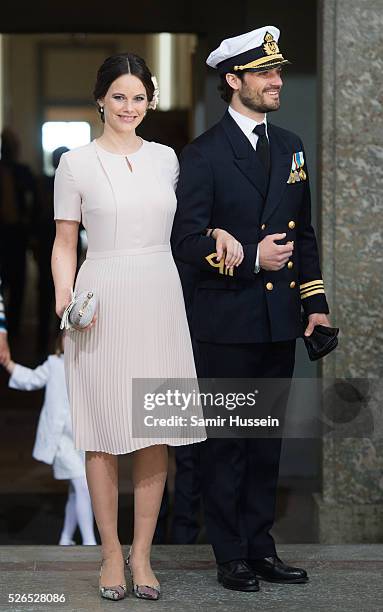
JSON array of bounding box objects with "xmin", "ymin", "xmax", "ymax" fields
[
  {"xmin": 217, "ymin": 559, "xmax": 260, "ymax": 592},
  {"xmin": 248, "ymin": 556, "xmax": 308, "ymax": 584}
]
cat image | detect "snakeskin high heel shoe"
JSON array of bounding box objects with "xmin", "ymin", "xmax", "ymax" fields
[
  {"xmin": 125, "ymin": 554, "xmax": 161, "ymax": 600},
  {"xmin": 99, "ymin": 560, "xmax": 127, "ymax": 601}
]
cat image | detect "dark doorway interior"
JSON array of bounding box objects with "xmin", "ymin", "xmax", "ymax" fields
[{"xmin": 0, "ymin": 0, "xmax": 320, "ymax": 546}]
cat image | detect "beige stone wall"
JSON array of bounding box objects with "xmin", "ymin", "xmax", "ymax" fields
[{"xmin": 318, "ymin": 0, "xmax": 383, "ymax": 543}]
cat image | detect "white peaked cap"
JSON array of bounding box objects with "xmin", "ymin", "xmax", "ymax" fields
[{"xmin": 206, "ymin": 26, "xmax": 289, "ymax": 74}]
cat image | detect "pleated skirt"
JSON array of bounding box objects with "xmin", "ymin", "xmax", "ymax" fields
[{"xmin": 64, "ymin": 245, "xmax": 206, "ymax": 454}]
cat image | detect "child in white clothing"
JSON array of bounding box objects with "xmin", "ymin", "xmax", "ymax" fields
[{"xmin": 2, "ymin": 333, "xmax": 97, "ymax": 546}]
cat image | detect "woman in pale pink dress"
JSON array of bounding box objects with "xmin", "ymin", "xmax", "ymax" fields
[{"xmin": 51, "ymin": 53, "xmax": 207, "ymax": 601}]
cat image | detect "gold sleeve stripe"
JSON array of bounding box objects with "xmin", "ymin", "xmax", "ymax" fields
[
  {"xmin": 301, "ymin": 289, "xmax": 324, "ymax": 297},
  {"xmin": 205, "ymin": 252, "xmax": 234, "ymax": 276},
  {"xmin": 300, "ymin": 279, "xmax": 324, "ymax": 290},
  {"xmin": 300, "ymin": 283, "xmax": 324, "ymax": 294},
  {"xmin": 300, "ymin": 289, "xmax": 326, "ymax": 300}
]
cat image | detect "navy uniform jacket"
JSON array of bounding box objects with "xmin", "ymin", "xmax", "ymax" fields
[{"xmin": 171, "ymin": 111, "xmax": 329, "ymax": 344}]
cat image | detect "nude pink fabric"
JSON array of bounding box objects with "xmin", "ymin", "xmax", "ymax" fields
[{"xmin": 54, "ymin": 140, "xmax": 206, "ymax": 454}]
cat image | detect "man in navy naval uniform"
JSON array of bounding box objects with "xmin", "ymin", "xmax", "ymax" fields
[{"xmin": 171, "ymin": 26, "xmax": 331, "ymax": 592}]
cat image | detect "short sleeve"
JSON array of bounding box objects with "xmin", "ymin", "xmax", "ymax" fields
[
  {"xmin": 169, "ymin": 148, "xmax": 180, "ymax": 191},
  {"xmin": 54, "ymin": 154, "xmax": 81, "ymax": 222}
]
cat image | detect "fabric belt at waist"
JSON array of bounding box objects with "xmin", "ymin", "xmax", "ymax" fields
[{"xmin": 87, "ymin": 245, "xmax": 171, "ymax": 259}]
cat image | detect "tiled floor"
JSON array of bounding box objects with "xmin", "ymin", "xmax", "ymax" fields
[{"xmin": 1, "ymin": 544, "xmax": 382, "ymax": 611}]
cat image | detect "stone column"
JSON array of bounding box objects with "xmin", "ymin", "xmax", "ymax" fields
[{"xmin": 317, "ymin": 0, "xmax": 383, "ymax": 542}]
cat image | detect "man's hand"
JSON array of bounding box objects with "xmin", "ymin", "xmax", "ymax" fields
[
  {"xmin": 0, "ymin": 333, "xmax": 11, "ymax": 368},
  {"xmin": 259, "ymin": 233, "xmax": 294, "ymax": 271},
  {"xmin": 304, "ymin": 313, "xmax": 331, "ymax": 337}
]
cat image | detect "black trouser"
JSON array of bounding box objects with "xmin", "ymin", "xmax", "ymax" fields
[
  {"xmin": 155, "ymin": 445, "xmax": 201, "ymax": 544},
  {"xmin": 171, "ymin": 445, "xmax": 201, "ymax": 544},
  {"xmin": 195, "ymin": 340, "xmax": 296, "ymax": 564}
]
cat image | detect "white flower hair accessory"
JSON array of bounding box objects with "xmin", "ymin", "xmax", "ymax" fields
[{"xmin": 148, "ymin": 75, "xmax": 159, "ymax": 110}]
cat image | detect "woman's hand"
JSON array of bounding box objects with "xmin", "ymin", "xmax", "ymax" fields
[
  {"xmin": 72, "ymin": 314, "xmax": 97, "ymax": 332},
  {"xmin": 56, "ymin": 301, "xmax": 71, "ymax": 319},
  {"xmin": 57, "ymin": 302, "xmax": 97, "ymax": 332},
  {"xmin": 212, "ymin": 228, "xmax": 244, "ymax": 270}
]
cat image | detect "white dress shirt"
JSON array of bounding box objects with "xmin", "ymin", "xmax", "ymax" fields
[
  {"xmin": 228, "ymin": 105, "xmax": 268, "ymax": 149},
  {"xmin": 228, "ymin": 106, "xmax": 269, "ymax": 273}
]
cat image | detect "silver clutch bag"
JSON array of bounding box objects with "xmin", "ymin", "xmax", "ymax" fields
[{"xmin": 60, "ymin": 290, "xmax": 98, "ymax": 331}]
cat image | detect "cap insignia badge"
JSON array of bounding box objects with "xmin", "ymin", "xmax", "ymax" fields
[{"xmin": 263, "ymin": 32, "xmax": 280, "ymax": 56}]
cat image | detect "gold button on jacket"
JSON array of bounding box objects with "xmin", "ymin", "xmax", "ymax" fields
[
  {"xmin": 290, "ymin": 281, "xmax": 296, "ymax": 289},
  {"xmin": 288, "ymin": 261, "xmax": 293, "ymax": 269},
  {"xmin": 261, "ymin": 223, "xmax": 266, "ymax": 230},
  {"xmin": 266, "ymin": 282, "xmax": 273, "ymax": 291},
  {"xmin": 288, "ymin": 220, "xmax": 295, "ymax": 229}
]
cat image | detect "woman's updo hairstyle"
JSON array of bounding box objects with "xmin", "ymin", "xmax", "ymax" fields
[{"xmin": 93, "ymin": 53, "xmax": 155, "ymax": 122}]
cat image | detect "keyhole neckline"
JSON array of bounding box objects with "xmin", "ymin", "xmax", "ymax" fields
[{"xmin": 93, "ymin": 137, "xmax": 146, "ymax": 158}]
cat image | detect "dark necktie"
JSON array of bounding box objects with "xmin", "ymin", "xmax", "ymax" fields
[{"xmin": 253, "ymin": 124, "xmax": 270, "ymax": 178}]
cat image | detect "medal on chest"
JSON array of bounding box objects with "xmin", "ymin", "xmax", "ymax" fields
[{"xmin": 287, "ymin": 151, "xmax": 306, "ymax": 184}]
